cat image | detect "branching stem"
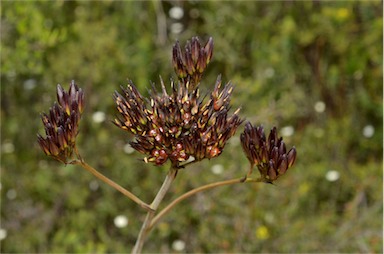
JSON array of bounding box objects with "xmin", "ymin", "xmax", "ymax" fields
[
  {"xmin": 149, "ymin": 177, "xmax": 263, "ymax": 230},
  {"xmin": 132, "ymin": 167, "xmax": 178, "ymax": 253}
]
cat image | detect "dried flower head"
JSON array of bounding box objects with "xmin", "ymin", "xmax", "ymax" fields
[
  {"xmin": 172, "ymin": 36, "xmax": 213, "ymax": 89},
  {"xmin": 37, "ymin": 81, "xmax": 84, "ymax": 163},
  {"xmin": 114, "ymin": 37, "xmax": 242, "ymax": 168},
  {"xmin": 240, "ymin": 122, "xmax": 296, "ymax": 182},
  {"xmin": 114, "ymin": 74, "xmax": 242, "ymax": 168}
]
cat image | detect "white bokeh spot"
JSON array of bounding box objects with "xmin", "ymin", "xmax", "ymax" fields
[
  {"xmin": 0, "ymin": 228, "xmax": 7, "ymax": 241},
  {"xmin": 362, "ymin": 125, "xmax": 374, "ymax": 138},
  {"xmin": 280, "ymin": 126, "xmax": 294, "ymax": 137},
  {"xmin": 172, "ymin": 239, "xmax": 186, "ymax": 251},
  {"xmin": 314, "ymin": 101, "xmax": 326, "ymax": 113},
  {"xmin": 114, "ymin": 215, "xmax": 129, "ymax": 228},
  {"xmin": 211, "ymin": 164, "xmax": 224, "ymax": 175},
  {"xmin": 169, "ymin": 6, "xmax": 184, "ymax": 20},
  {"xmin": 170, "ymin": 22, "xmax": 184, "ymax": 34},
  {"xmin": 325, "ymin": 170, "xmax": 340, "ymax": 182},
  {"xmin": 92, "ymin": 111, "xmax": 106, "ymax": 123}
]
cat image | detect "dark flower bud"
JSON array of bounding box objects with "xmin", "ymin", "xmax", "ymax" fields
[
  {"xmin": 191, "ymin": 37, "xmax": 200, "ymax": 64},
  {"xmin": 37, "ymin": 134, "xmax": 50, "ymax": 155},
  {"xmin": 204, "ymin": 37, "xmax": 214, "ymax": 64},
  {"xmin": 277, "ymin": 154, "xmax": 289, "ymax": 175},
  {"xmin": 172, "ymin": 41, "xmax": 181, "ymax": 70},
  {"xmin": 185, "ymin": 51, "xmax": 195, "ymax": 75},
  {"xmin": 278, "ymin": 141, "xmax": 286, "ymax": 156},
  {"xmin": 270, "ymin": 146, "xmax": 279, "ymax": 165},
  {"xmin": 268, "ymin": 127, "xmax": 278, "ymax": 149},
  {"xmin": 56, "ymin": 84, "xmax": 66, "ymax": 108},
  {"xmin": 240, "ymin": 122, "xmax": 297, "ymax": 182},
  {"xmin": 268, "ymin": 160, "xmax": 277, "ymax": 180},
  {"xmin": 172, "ymin": 36, "xmax": 215, "ymax": 89},
  {"xmin": 38, "ymin": 81, "xmax": 84, "ymax": 163},
  {"xmin": 49, "ymin": 138, "xmax": 60, "ymax": 156},
  {"xmin": 196, "ymin": 48, "xmax": 207, "ymax": 73}
]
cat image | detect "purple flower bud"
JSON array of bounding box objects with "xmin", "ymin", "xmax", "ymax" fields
[
  {"xmin": 268, "ymin": 160, "xmax": 277, "ymax": 180},
  {"xmin": 49, "ymin": 139, "xmax": 60, "ymax": 156},
  {"xmin": 277, "ymin": 154, "xmax": 289, "ymax": 175},
  {"xmin": 191, "ymin": 37, "xmax": 200, "ymax": 64},
  {"xmin": 240, "ymin": 121, "xmax": 297, "ymax": 182},
  {"xmin": 270, "ymin": 147, "xmax": 279, "ymax": 165},
  {"xmin": 57, "ymin": 84, "xmax": 65, "ymax": 107},
  {"xmin": 38, "ymin": 81, "xmax": 84, "ymax": 163}
]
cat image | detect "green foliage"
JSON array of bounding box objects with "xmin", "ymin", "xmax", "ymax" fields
[{"xmin": 1, "ymin": 1, "xmax": 382, "ymax": 253}]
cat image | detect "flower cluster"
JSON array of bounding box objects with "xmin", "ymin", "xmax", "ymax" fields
[
  {"xmin": 114, "ymin": 37, "xmax": 242, "ymax": 168},
  {"xmin": 37, "ymin": 81, "xmax": 84, "ymax": 163},
  {"xmin": 172, "ymin": 36, "xmax": 213, "ymax": 89},
  {"xmin": 240, "ymin": 122, "xmax": 296, "ymax": 182},
  {"xmin": 114, "ymin": 76, "xmax": 242, "ymax": 168}
]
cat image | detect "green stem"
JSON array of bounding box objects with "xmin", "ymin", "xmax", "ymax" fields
[
  {"xmin": 132, "ymin": 167, "xmax": 178, "ymax": 253},
  {"xmin": 71, "ymin": 159, "xmax": 153, "ymax": 212},
  {"xmin": 149, "ymin": 177, "xmax": 263, "ymax": 230}
]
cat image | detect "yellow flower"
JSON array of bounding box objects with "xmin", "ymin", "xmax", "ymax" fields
[{"xmin": 255, "ymin": 225, "xmax": 270, "ymax": 240}]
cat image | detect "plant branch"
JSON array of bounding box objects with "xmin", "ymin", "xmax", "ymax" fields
[
  {"xmin": 71, "ymin": 159, "xmax": 153, "ymax": 212},
  {"xmin": 132, "ymin": 167, "xmax": 178, "ymax": 253},
  {"xmin": 149, "ymin": 177, "xmax": 263, "ymax": 229}
]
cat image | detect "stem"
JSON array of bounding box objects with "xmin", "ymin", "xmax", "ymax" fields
[
  {"xmin": 71, "ymin": 159, "xmax": 153, "ymax": 212},
  {"xmin": 149, "ymin": 177, "xmax": 263, "ymax": 229},
  {"xmin": 132, "ymin": 167, "xmax": 178, "ymax": 253}
]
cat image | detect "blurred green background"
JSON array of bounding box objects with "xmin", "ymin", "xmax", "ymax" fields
[{"xmin": 1, "ymin": 1, "xmax": 382, "ymax": 253}]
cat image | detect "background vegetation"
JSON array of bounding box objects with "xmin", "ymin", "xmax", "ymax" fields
[{"xmin": 1, "ymin": 1, "xmax": 382, "ymax": 253}]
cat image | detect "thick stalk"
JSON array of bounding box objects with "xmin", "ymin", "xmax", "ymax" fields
[
  {"xmin": 71, "ymin": 160, "xmax": 152, "ymax": 212},
  {"xmin": 149, "ymin": 177, "xmax": 263, "ymax": 229},
  {"xmin": 132, "ymin": 168, "xmax": 178, "ymax": 253}
]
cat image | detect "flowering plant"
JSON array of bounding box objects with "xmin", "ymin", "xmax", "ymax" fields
[{"xmin": 38, "ymin": 36, "xmax": 296, "ymax": 253}]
